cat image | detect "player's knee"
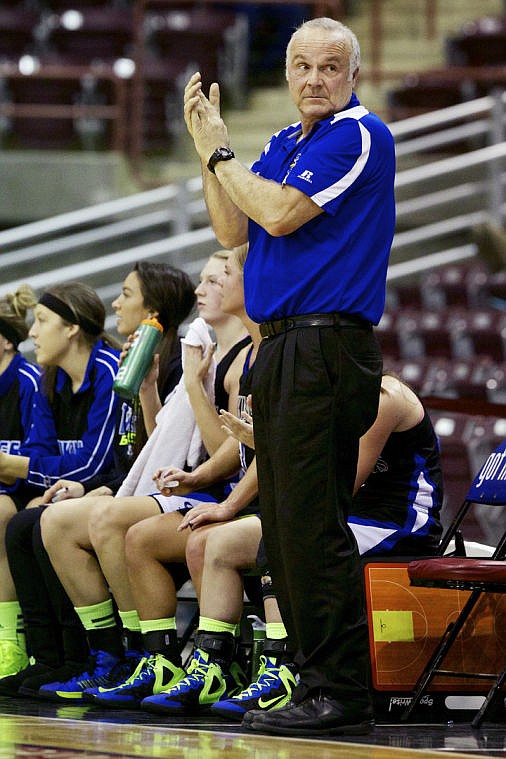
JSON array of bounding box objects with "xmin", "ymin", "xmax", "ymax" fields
[
  {"xmin": 88, "ymin": 497, "xmax": 118, "ymax": 545},
  {"xmin": 40, "ymin": 504, "xmax": 65, "ymax": 547},
  {"xmin": 124, "ymin": 520, "xmax": 150, "ymax": 562},
  {"xmin": 185, "ymin": 529, "xmax": 208, "ymax": 576}
]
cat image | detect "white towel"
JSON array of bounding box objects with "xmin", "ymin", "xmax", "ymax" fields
[{"xmin": 116, "ymin": 317, "xmax": 215, "ymax": 497}]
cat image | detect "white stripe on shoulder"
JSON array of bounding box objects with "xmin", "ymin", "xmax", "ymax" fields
[
  {"xmin": 19, "ymin": 366, "xmax": 40, "ymax": 391},
  {"xmin": 96, "ymin": 355, "xmax": 119, "ymax": 379},
  {"xmin": 311, "ymin": 121, "xmax": 371, "ymax": 206},
  {"xmin": 330, "ymin": 105, "xmax": 369, "ymax": 123},
  {"xmin": 99, "ymin": 347, "xmax": 120, "ymax": 362}
]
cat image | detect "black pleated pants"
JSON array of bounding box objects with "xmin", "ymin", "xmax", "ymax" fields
[{"xmin": 252, "ymin": 322, "xmax": 382, "ymax": 705}]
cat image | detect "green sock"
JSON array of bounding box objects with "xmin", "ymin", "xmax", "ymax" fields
[
  {"xmin": 118, "ymin": 608, "xmax": 141, "ymax": 633},
  {"xmin": 118, "ymin": 609, "xmax": 143, "ymax": 652},
  {"xmin": 139, "ymin": 617, "xmax": 177, "ymax": 635},
  {"xmin": 75, "ymin": 599, "xmax": 116, "ymax": 631},
  {"xmin": 0, "ymin": 601, "xmax": 25, "ymax": 646},
  {"xmin": 198, "ymin": 616, "xmax": 237, "ymax": 636},
  {"xmin": 266, "ymin": 622, "xmax": 287, "ymax": 640}
]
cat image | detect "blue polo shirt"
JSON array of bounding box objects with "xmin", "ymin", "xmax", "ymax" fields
[{"xmin": 244, "ymin": 93, "xmax": 396, "ymax": 325}]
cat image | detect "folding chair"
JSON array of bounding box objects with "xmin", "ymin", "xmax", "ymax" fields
[{"xmin": 401, "ymin": 439, "xmax": 506, "ymax": 727}]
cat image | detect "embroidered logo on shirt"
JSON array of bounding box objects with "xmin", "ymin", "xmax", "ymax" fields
[
  {"xmin": 297, "ymin": 170, "xmax": 314, "ymax": 183},
  {"xmin": 373, "ymin": 456, "xmax": 389, "ymax": 474}
]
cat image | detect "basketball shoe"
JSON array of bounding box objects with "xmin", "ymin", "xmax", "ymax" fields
[
  {"xmin": 37, "ymin": 650, "xmax": 122, "ymax": 703},
  {"xmin": 211, "ymin": 654, "xmax": 299, "ymax": 721},
  {"xmin": 88, "ymin": 653, "xmax": 185, "ymax": 709},
  {"xmin": 0, "ymin": 640, "xmax": 29, "ymax": 679},
  {"xmin": 141, "ymin": 646, "xmax": 243, "ymax": 714}
]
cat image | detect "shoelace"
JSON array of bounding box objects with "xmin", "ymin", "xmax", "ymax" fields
[
  {"xmin": 235, "ymin": 667, "xmax": 281, "ymax": 699},
  {"xmin": 171, "ymin": 655, "xmax": 210, "ymax": 692},
  {"xmin": 112, "ymin": 656, "xmax": 155, "ymax": 689}
]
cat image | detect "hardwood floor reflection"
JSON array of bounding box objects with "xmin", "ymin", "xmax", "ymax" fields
[{"xmin": 0, "ymin": 697, "xmax": 505, "ymax": 759}]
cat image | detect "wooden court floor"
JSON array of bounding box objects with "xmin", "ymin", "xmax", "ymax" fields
[{"xmin": 0, "ymin": 697, "xmax": 504, "ymax": 759}]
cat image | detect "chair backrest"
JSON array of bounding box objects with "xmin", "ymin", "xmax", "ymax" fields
[
  {"xmin": 439, "ymin": 438, "xmax": 506, "ymax": 555},
  {"xmin": 466, "ymin": 438, "xmax": 506, "ymax": 504}
]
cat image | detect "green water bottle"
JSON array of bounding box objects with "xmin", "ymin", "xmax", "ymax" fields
[{"xmin": 113, "ymin": 317, "xmax": 163, "ymax": 399}]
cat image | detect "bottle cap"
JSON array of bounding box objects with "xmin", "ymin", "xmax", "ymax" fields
[{"xmin": 140, "ymin": 317, "xmax": 164, "ymax": 333}]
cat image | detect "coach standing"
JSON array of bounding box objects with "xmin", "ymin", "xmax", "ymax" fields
[{"xmin": 183, "ymin": 17, "xmax": 396, "ymax": 736}]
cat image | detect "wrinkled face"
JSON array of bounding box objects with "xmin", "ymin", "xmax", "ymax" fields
[
  {"xmin": 29, "ymin": 304, "xmax": 71, "ymax": 366},
  {"xmin": 286, "ymin": 28, "xmax": 357, "ymax": 132},
  {"xmin": 112, "ymin": 271, "xmax": 149, "ymax": 336},
  {"xmin": 219, "ymin": 252, "xmax": 244, "ymax": 316},
  {"xmin": 194, "ymin": 256, "xmax": 227, "ymax": 325}
]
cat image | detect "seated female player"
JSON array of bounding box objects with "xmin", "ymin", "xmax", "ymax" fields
[{"xmin": 120, "ymin": 372, "xmax": 444, "ymax": 717}]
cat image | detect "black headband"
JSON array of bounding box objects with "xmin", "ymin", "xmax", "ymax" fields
[
  {"xmin": 38, "ymin": 292, "xmax": 102, "ymax": 337},
  {"xmin": 0, "ymin": 316, "xmax": 24, "ymax": 347}
]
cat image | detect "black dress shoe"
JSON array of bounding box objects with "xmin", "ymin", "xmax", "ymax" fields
[{"xmin": 242, "ymin": 695, "xmax": 374, "ymax": 736}]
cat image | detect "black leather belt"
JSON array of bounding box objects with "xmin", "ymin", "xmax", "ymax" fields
[{"xmin": 259, "ymin": 312, "xmax": 371, "ymax": 338}]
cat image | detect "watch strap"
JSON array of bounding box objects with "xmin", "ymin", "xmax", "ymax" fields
[{"xmin": 207, "ymin": 147, "xmax": 235, "ymax": 174}]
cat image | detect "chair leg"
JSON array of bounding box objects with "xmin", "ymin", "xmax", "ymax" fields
[
  {"xmin": 471, "ymin": 664, "xmax": 506, "ymax": 729},
  {"xmin": 401, "ymin": 619, "xmax": 457, "ymax": 722},
  {"xmin": 402, "ymin": 589, "xmax": 483, "ymax": 722}
]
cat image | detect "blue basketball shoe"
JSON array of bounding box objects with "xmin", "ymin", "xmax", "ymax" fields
[
  {"xmin": 211, "ymin": 655, "xmax": 299, "ymax": 721},
  {"xmin": 89, "ymin": 653, "xmax": 185, "ymax": 709},
  {"xmin": 37, "ymin": 650, "xmax": 121, "ymax": 703},
  {"xmin": 141, "ymin": 647, "xmax": 234, "ymax": 714},
  {"xmin": 82, "ymin": 650, "xmax": 144, "ymax": 702}
]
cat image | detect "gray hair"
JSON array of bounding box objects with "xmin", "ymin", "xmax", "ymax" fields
[{"xmin": 286, "ymin": 17, "xmax": 360, "ymax": 81}]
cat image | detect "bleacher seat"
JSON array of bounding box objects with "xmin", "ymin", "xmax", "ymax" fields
[
  {"xmin": 143, "ymin": 6, "xmax": 248, "ymax": 101},
  {"xmin": 392, "ymin": 310, "xmax": 427, "ymax": 359},
  {"xmin": 389, "ymin": 14, "xmax": 506, "ymax": 123},
  {"xmin": 443, "ymin": 357, "xmax": 506, "ymax": 402},
  {"xmin": 0, "ymin": 7, "xmax": 41, "ymax": 62},
  {"xmin": 44, "ymin": 0, "xmax": 126, "ymax": 7},
  {"xmin": 132, "ymin": 5, "xmax": 248, "ymax": 151},
  {"xmin": 483, "ymin": 270, "xmax": 506, "ymax": 308},
  {"xmin": 462, "ymin": 309, "xmax": 506, "ymax": 362},
  {"xmin": 446, "ymin": 15, "xmax": 506, "ymax": 67},
  {"xmin": 418, "ymin": 310, "xmax": 460, "ymax": 359},
  {"xmin": 136, "ymin": 58, "xmax": 193, "ymax": 151},
  {"xmin": 388, "ymin": 73, "xmax": 477, "ymax": 122},
  {"xmin": 376, "ymin": 311, "xmax": 404, "ymax": 361},
  {"xmin": 386, "ymin": 358, "xmax": 435, "ymax": 395},
  {"xmin": 425, "ymin": 359, "xmax": 475, "ymax": 399},
  {"xmin": 43, "ymin": 7, "xmax": 134, "ymax": 66},
  {"xmin": 2, "ymin": 71, "xmax": 118, "ymax": 150},
  {"xmin": 421, "ymin": 263, "xmax": 489, "ymax": 309}
]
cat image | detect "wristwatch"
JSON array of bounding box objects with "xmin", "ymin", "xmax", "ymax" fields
[{"xmin": 207, "ymin": 147, "xmax": 235, "ymax": 174}]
